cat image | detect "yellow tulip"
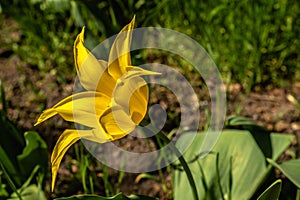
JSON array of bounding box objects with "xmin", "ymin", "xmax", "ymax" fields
[{"xmin": 35, "ymin": 17, "xmax": 159, "ymax": 191}]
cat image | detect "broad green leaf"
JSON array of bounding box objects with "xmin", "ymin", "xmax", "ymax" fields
[
  {"xmin": 0, "ymin": 80, "xmax": 25, "ymax": 186},
  {"xmin": 0, "ymin": 118, "xmax": 25, "ymax": 180},
  {"xmin": 54, "ymin": 193, "xmax": 158, "ymax": 200},
  {"xmin": 173, "ymin": 130, "xmax": 294, "ymax": 200},
  {"xmin": 8, "ymin": 184, "xmax": 47, "ymax": 200},
  {"xmin": 0, "ymin": 146, "xmax": 18, "ymax": 182},
  {"xmin": 257, "ymin": 179, "xmax": 281, "ymax": 200},
  {"xmin": 17, "ymin": 131, "xmax": 48, "ymax": 179},
  {"xmin": 267, "ymin": 158, "xmax": 300, "ymax": 188},
  {"xmin": 226, "ymin": 115, "xmax": 272, "ymax": 158}
]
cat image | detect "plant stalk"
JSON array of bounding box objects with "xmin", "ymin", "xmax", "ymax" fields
[{"xmin": 157, "ymin": 132, "xmax": 199, "ymax": 200}]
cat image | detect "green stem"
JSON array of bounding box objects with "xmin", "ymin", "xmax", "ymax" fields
[
  {"xmin": 0, "ymin": 163, "xmax": 22, "ymax": 200},
  {"xmin": 157, "ymin": 132, "xmax": 199, "ymax": 200},
  {"xmin": 215, "ymin": 153, "xmax": 225, "ymax": 200}
]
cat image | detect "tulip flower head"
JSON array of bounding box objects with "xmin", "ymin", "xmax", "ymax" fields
[{"xmin": 35, "ymin": 16, "xmax": 159, "ymax": 191}]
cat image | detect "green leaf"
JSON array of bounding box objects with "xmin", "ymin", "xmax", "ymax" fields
[
  {"xmin": 8, "ymin": 184, "xmax": 47, "ymax": 200},
  {"xmin": 0, "ymin": 80, "xmax": 25, "ymax": 186},
  {"xmin": 0, "ymin": 115, "xmax": 25, "ymax": 177},
  {"xmin": 257, "ymin": 179, "xmax": 282, "ymax": 200},
  {"xmin": 0, "ymin": 162, "xmax": 21, "ymax": 199},
  {"xmin": 17, "ymin": 131, "xmax": 48, "ymax": 179},
  {"xmin": 19, "ymin": 165, "xmax": 41, "ymax": 189},
  {"xmin": 0, "ymin": 183, "xmax": 9, "ymax": 197},
  {"xmin": 173, "ymin": 130, "xmax": 294, "ymax": 200},
  {"xmin": 70, "ymin": 1, "xmax": 84, "ymax": 27},
  {"xmin": 226, "ymin": 115, "xmax": 275, "ymax": 161},
  {"xmin": 0, "ymin": 146, "xmax": 18, "ymax": 182},
  {"xmin": 54, "ymin": 193, "xmax": 158, "ymax": 200},
  {"xmin": 267, "ymin": 158, "xmax": 300, "ymax": 188},
  {"xmin": 127, "ymin": 194, "xmax": 159, "ymax": 200},
  {"xmin": 226, "ymin": 115, "xmax": 260, "ymax": 127}
]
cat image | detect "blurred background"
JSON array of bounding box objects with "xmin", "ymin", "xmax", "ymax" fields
[{"xmin": 0, "ymin": 0, "xmax": 300, "ymax": 199}]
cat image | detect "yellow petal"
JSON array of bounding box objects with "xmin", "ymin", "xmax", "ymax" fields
[
  {"xmin": 84, "ymin": 128, "xmax": 113, "ymax": 143},
  {"xmin": 35, "ymin": 91, "xmax": 110, "ymax": 128},
  {"xmin": 74, "ymin": 27, "xmax": 89, "ymax": 71},
  {"xmin": 100, "ymin": 106, "xmax": 136, "ymax": 140},
  {"xmin": 74, "ymin": 27, "xmax": 107, "ymax": 91},
  {"xmin": 113, "ymin": 67, "xmax": 160, "ymax": 124},
  {"xmin": 129, "ymin": 85, "xmax": 149, "ymax": 124},
  {"xmin": 96, "ymin": 60, "xmax": 116, "ymax": 97},
  {"xmin": 50, "ymin": 129, "xmax": 107, "ymax": 191},
  {"xmin": 51, "ymin": 129, "xmax": 81, "ymax": 191},
  {"xmin": 121, "ymin": 66, "xmax": 160, "ymax": 79},
  {"xmin": 108, "ymin": 16, "xmax": 135, "ymax": 80}
]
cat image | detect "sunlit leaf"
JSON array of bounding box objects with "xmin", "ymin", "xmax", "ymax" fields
[
  {"xmin": 257, "ymin": 179, "xmax": 281, "ymax": 200},
  {"xmin": 173, "ymin": 130, "xmax": 294, "ymax": 199},
  {"xmin": 54, "ymin": 193, "xmax": 158, "ymax": 200},
  {"xmin": 8, "ymin": 184, "xmax": 47, "ymax": 200},
  {"xmin": 267, "ymin": 158, "xmax": 300, "ymax": 188},
  {"xmin": 226, "ymin": 115, "xmax": 273, "ymax": 160}
]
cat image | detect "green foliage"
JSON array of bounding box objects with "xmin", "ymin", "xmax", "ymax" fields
[
  {"xmin": 257, "ymin": 180, "xmax": 282, "ymax": 200},
  {"xmin": 0, "ymin": 0, "xmax": 75, "ymax": 79},
  {"xmin": 267, "ymin": 158, "xmax": 300, "ymax": 188},
  {"xmin": 0, "ymin": 80, "xmax": 48, "ymax": 198},
  {"xmin": 0, "ymin": 0, "xmax": 152, "ymax": 77},
  {"xmin": 1, "ymin": 0, "xmax": 299, "ymax": 87},
  {"xmin": 0, "ymin": 81, "xmax": 25, "ymax": 186},
  {"xmin": 0, "ymin": 0, "xmax": 299, "ymax": 198},
  {"xmin": 16, "ymin": 131, "xmax": 48, "ymax": 180},
  {"xmin": 8, "ymin": 184, "xmax": 47, "ymax": 200},
  {"xmin": 54, "ymin": 193, "xmax": 158, "ymax": 200},
  {"xmin": 153, "ymin": 0, "xmax": 300, "ymax": 88},
  {"xmin": 173, "ymin": 130, "xmax": 293, "ymax": 199}
]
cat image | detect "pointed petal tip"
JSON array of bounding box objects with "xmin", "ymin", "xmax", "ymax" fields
[
  {"xmin": 34, "ymin": 115, "xmax": 44, "ymax": 127},
  {"xmin": 125, "ymin": 66, "xmax": 162, "ymax": 77},
  {"xmin": 75, "ymin": 26, "xmax": 86, "ymax": 44},
  {"xmin": 51, "ymin": 168, "xmax": 57, "ymax": 192},
  {"xmin": 33, "ymin": 108, "xmax": 58, "ymax": 127},
  {"xmin": 131, "ymin": 15, "xmax": 136, "ymax": 23}
]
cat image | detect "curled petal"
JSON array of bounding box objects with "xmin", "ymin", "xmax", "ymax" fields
[
  {"xmin": 74, "ymin": 27, "xmax": 107, "ymax": 91},
  {"xmin": 35, "ymin": 91, "xmax": 110, "ymax": 128},
  {"xmin": 113, "ymin": 67, "xmax": 160, "ymax": 124},
  {"xmin": 108, "ymin": 16, "xmax": 135, "ymax": 80},
  {"xmin": 50, "ymin": 129, "xmax": 107, "ymax": 191},
  {"xmin": 51, "ymin": 129, "xmax": 81, "ymax": 191},
  {"xmin": 100, "ymin": 106, "xmax": 136, "ymax": 140},
  {"xmin": 130, "ymin": 85, "xmax": 149, "ymax": 124},
  {"xmin": 74, "ymin": 27, "xmax": 89, "ymax": 71}
]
